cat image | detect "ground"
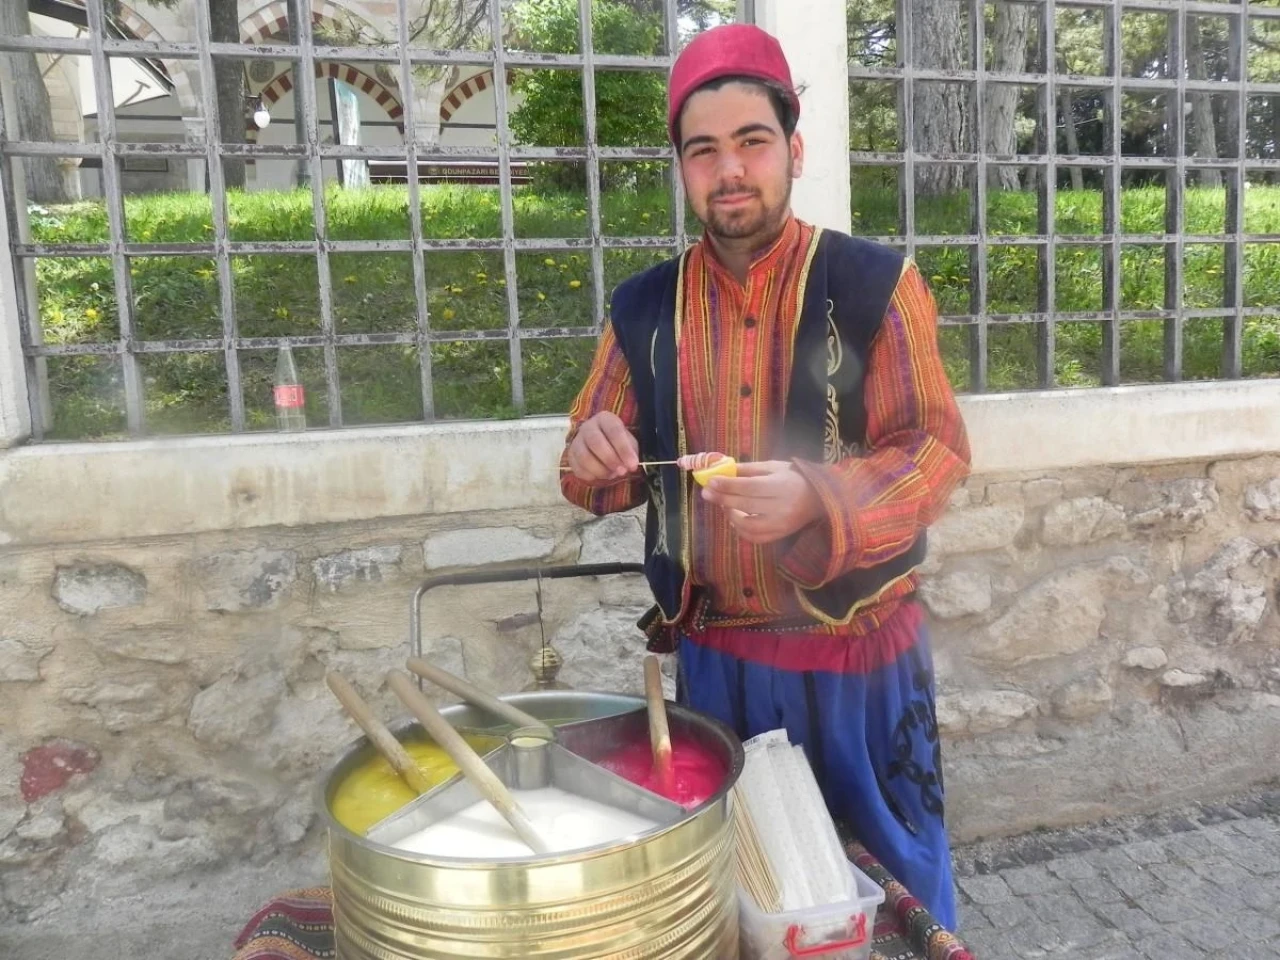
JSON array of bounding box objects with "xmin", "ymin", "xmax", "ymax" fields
[
  {"xmin": 954, "ymin": 785, "xmax": 1280, "ymax": 959},
  {"xmin": 3, "ymin": 787, "xmax": 1280, "ymax": 959}
]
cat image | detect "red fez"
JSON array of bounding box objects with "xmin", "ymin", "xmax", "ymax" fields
[{"xmin": 667, "ymin": 24, "xmax": 800, "ymax": 144}]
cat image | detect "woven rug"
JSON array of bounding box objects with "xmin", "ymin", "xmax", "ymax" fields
[{"xmin": 231, "ymin": 843, "xmax": 971, "ymax": 960}]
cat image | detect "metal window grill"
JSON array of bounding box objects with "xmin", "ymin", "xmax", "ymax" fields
[
  {"xmin": 851, "ymin": 0, "xmax": 1280, "ymax": 391},
  {"xmin": 0, "ymin": 0, "xmax": 688, "ymax": 439}
]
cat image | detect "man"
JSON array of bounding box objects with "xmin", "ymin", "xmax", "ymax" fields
[{"xmin": 559, "ymin": 23, "xmax": 970, "ymax": 930}]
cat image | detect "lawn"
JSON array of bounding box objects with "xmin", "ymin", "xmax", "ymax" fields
[{"xmin": 26, "ymin": 180, "xmax": 1280, "ymax": 439}]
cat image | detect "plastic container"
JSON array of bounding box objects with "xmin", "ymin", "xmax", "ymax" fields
[{"xmin": 739, "ymin": 860, "xmax": 886, "ymax": 960}]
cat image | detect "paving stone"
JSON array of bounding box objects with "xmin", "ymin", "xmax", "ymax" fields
[
  {"xmin": 1001, "ymin": 864, "xmax": 1064, "ymax": 897},
  {"xmin": 983, "ymin": 897, "xmax": 1037, "ymax": 931},
  {"xmin": 1231, "ymin": 817, "xmax": 1280, "ymax": 839},
  {"xmin": 953, "ymin": 788, "xmax": 1280, "ymax": 960},
  {"xmin": 1075, "ymin": 877, "xmax": 1127, "ymax": 904},
  {"xmin": 959, "ymin": 873, "xmax": 1015, "ymax": 905},
  {"xmin": 1122, "ymin": 840, "xmax": 1169, "ymax": 866},
  {"xmin": 1106, "ymin": 864, "xmax": 1164, "ymax": 901},
  {"xmin": 1141, "ymin": 893, "xmax": 1205, "ymax": 925},
  {"xmin": 1046, "ymin": 854, "xmax": 1097, "ymax": 881},
  {"xmin": 1090, "ymin": 902, "xmax": 1164, "ymax": 939},
  {"xmin": 1174, "ymin": 918, "xmax": 1240, "ymax": 952},
  {"xmin": 1146, "ymin": 861, "xmax": 1200, "ymax": 889},
  {"xmin": 1239, "ymin": 910, "xmax": 1280, "ymax": 943},
  {"xmin": 1231, "ymin": 943, "xmax": 1280, "ymax": 960},
  {"xmin": 958, "ymin": 926, "xmax": 1013, "ymax": 959},
  {"xmin": 1137, "ymin": 930, "xmax": 1203, "ymax": 960}
]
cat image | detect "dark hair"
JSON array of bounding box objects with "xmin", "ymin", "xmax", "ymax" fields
[{"xmin": 674, "ymin": 75, "xmax": 804, "ymax": 151}]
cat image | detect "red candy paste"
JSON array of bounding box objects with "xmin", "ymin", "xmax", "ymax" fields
[{"xmin": 600, "ymin": 738, "xmax": 726, "ymax": 808}]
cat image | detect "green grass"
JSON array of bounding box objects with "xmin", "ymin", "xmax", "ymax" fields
[{"xmin": 28, "ymin": 182, "xmax": 1280, "ymax": 439}]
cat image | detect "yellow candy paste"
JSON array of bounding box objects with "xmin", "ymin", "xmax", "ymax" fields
[
  {"xmin": 330, "ymin": 735, "xmax": 500, "ymax": 834},
  {"xmin": 692, "ymin": 457, "xmax": 738, "ymax": 487}
]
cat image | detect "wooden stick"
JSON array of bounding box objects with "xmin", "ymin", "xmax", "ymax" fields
[
  {"xmin": 559, "ymin": 459, "xmax": 681, "ymax": 472},
  {"xmin": 326, "ymin": 670, "xmax": 432, "ymax": 796},
  {"xmin": 644, "ymin": 655, "xmax": 676, "ymax": 796},
  {"xmin": 386, "ymin": 671, "xmax": 549, "ymax": 855},
  {"xmin": 406, "ymin": 657, "xmax": 552, "ymax": 736}
]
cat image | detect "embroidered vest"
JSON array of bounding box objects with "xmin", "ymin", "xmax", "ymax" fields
[{"xmin": 608, "ymin": 228, "xmax": 927, "ymax": 643}]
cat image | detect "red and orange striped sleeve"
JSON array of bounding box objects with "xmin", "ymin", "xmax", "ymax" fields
[
  {"xmin": 559, "ymin": 323, "xmax": 648, "ymax": 516},
  {"xmin": 778, "ymin": 260, "xmax": 971, "ymax": 588}
]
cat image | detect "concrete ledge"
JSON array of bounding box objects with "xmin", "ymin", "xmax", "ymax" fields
[{"xmin": 1, "ymin": 380, "xmax": 1278, "ymax": 546}]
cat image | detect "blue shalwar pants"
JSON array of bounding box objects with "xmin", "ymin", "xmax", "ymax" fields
[{"xmin": 675, "ymin": 600, "xmax": 957, "ymax": 931}]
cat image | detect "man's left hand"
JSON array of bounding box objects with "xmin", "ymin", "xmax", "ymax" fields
[{"xmin": 700, "ymin": 460, "xmax": 824, "ymax": 545}]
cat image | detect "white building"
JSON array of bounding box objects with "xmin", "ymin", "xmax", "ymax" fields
[{"xmin": 28, "ymin": 0, "xmax": 518, "ymax": 195}]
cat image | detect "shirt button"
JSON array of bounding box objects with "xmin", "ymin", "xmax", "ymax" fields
[
  {"xmin": 744, "ymin": 316, "xmax": 757, "ymax": 328},
  {"xmin": 740, "ymin": 384, "xmax": 752, "ymax": 398},
  {"xmin": 743, "ymin": 587, "xmax": 755, "ymax": 599}
]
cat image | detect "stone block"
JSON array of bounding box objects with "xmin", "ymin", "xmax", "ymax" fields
[
  {"xmin": 932, "ymin": 504, "xmax": 1025, "ymax": 556},
  {"xmin": 1122, "ymin": 646, "xmax": 1169, "ymax": 671},
  {"xmin": 1167, "ymin": 537, "xmax": 1274, "ymax": 644},
  {"xmin": 1121, "ymin": 478, "xmax": 1220, "ymax": 536},
  {"xmin": 1160, "ymin": 669, "xmax": 1210, "ymax": 689},
  {"xmin": 423, "ymin": 527, "xmax": 555, "ymax": 569},
  {"xmin": 1243, "ymin": 478, "xmax": 1280, "ymax": 522},
  {"xmin": 968, "ymin": 563, "xmax": 1108, "ymax": 664},
  {"xmin": 196, "ymin": 549, "xmax": 298, "ymax": 612},
  {"xmin": 578, "ymin": 513, "xmax": 644, "ymax": 565},
  {"xmin": 1042, "ymin": 497, "xmax": 1126, "ymax": 546},
  {"xmin": 0, "ymin": 634, "xmax": 53, "ymax": 682},
  {"xmin": 52, "ymin": 563, "xmax": 146, "ymax": 616},
  {"xmin": 938, "ymin": 689, "xmax": 1038, "ymax": 736},
  {"xmin": 1051, "ymin": 673, "xmax": 1113, "ymax": 720},
  {"xmin": 87, "ymin": 626, "xmax": 189, "ymax": 665},
  {"xmin": 1023, "ymin": 478, "xmax": 1065, "ymax": 508},
  {"xmin": 188, "ymin": 670, "xmax": 287, "ymax": 748},
  {"xmin": 550, "ymin": 605, "xmax": 651, "ymax": 694},
  {"xmin": 920, "ymin": 570, "xmax": 992, "ymax": 620},
  {"xmin": 61, "ymin": 668, "xmax": 195, "ymax": 732},
  {"xmin": 311, "ymin": 546, "xmax": 403, "ymax": 592}
]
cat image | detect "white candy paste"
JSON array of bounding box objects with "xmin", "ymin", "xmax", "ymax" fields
[{"xmin": 394, "ymin": 786, "xmax": 658, "ymax": 859}]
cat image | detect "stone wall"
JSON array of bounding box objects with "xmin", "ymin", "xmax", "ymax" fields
[{"xmin": 1, "ymin": 385, "xmax": 1278, "ymax": 923}]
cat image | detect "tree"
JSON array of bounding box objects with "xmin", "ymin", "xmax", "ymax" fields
[
  {"xmin": 507, "ymin": 0, "xmax": 667, "ymax": 189},
  {"xmin": 0, "ymin": 1, "xmax": 73, "ymax": 203},
  {"xmin": 985, "ymin": 0, "xmax": 1033, "ymax": 190},
  {"xmin": 909, "ymin": 0, "xmax": 968, "ymax": 195},
  {"xmin": 208, "ymin": 0, "xmax": 246, "ymax": 189},
  {"xmin": 1186, "ymin": 17, "xmax": 1221, "ymax": 187}
]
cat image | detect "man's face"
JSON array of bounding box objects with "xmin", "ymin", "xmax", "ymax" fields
[{"xmin": 677, "ymin": 82, "xmax": 804, "ymax": 244}]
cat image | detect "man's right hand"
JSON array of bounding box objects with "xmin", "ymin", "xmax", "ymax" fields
[{"xmin": 566, "ymin": 411, "xmax": 640, "ymax": 481}]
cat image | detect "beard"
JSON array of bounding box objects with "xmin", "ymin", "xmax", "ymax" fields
[{"xmin": 700, "ymin": 163, "xmax": 794, "ymax": 243}]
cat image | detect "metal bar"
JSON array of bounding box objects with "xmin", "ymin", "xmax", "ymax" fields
[
  {"xmin": 292, "ymin": 1, "xmax": 342, "ymax": 427},
  {"xmin": 1165, "ymin": 5, "xmax": 1186, "ymax": 382},
  {"xmin": 0, "ymin": 50, "xmax": 48, "ymax": 438},
  {"xmin": 577, "ymin": 0, "xmax": 606, "ymax": 337},
  {"xmin": 489, "ymin": 0, "xmax": 524, "ymax": 414},
  {"xmin": 969, "ymin": 0, "xmax": 987, "ymax": 393},
  {"xmin": 396, "ymin": 0, "xmax": 434, "ymax": 420},
  {"xmin": 15, "ymin": 235, "xmax": 684, "ymax": 258},
  {"xmin": 86, "ymin": 0, "xmax": 143, "ymax": 434},
  {"xmin": 848, "ymin": 151, "xmax": 1280, "ymax": 169},
  {"xmin": 1038, "ymin": 0, "xmax": 1058, "ymax": 388},
  {"xmin": 664, "ymin": 0, "xmax": 686, "ymax": 246},
  {"xmin": 1101, "ymin": 0, "xmax": 1121, "ymax": 387},
  {"xmin": 192, "ymin": 0, "xmax": 244, "ymax": 431},
  {"xmin": 849, "ymin": 64, "xmax": 1280, "ymax": 95},
  {"xmin": 1224, "ymin": 3, "xmax": 1247, "ymax": 379},
  {"xmin": 900, "ymin": 0, "xmax": 916, "ymax": 258}
]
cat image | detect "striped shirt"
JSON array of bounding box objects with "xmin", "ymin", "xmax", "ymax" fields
[{"xmin": 560, "ymin": 217, "xmax": 971, "ymax": 633}]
